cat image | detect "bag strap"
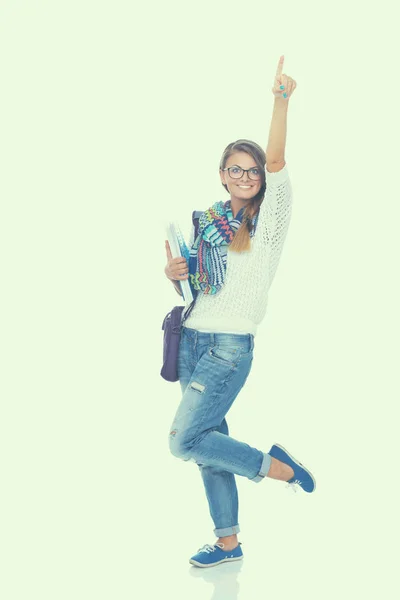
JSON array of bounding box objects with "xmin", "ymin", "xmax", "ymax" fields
[{"xmin": 182, "ymin": 298, "xmax": 195, "ymax": 323}]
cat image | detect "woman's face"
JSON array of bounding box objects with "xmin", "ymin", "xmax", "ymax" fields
[{"xmin": 219, "ymin": 151, "xmax": 263, "ymax": 203}]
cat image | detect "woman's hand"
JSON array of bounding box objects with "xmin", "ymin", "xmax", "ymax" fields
[
  {"xmin": 164, "ymin": 240, "xmax": 189, "ymax": 281},
  {"xmin": 271, "ymin": 55, "xmax": 297, "ymax": 100}
]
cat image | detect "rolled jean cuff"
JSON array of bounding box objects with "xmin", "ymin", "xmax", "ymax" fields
[
  {"xmin": 250, "ymin": 452, "xmax": 272, "ymax": 483},
  {"xmin": 214, "ymin": 524, "xmax": 240, "ymax": 537}
]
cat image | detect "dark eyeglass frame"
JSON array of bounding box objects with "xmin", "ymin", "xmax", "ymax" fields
[{"xmin": 221, "ymin": 165, "xmax": 262, "ymax": 180}]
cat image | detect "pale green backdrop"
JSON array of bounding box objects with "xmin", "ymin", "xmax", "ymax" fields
[{"xmin": 1, "ymin": 1, "xmax": 399, "ymax": 598}]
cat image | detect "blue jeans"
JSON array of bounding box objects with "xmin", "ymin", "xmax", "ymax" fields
[{"xmin": 168, "ymin": 326, "xmax": 272, "ymax": 537}]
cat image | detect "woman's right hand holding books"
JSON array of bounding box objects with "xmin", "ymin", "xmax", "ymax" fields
[{"xmin": 164, "ymin": 240, "xmax": 189, "ymax": 281}]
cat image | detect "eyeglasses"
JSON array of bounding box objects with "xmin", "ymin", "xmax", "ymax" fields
[{"xmin": 221, "ymin": 166, "xmax": 262, "ymax": 181}]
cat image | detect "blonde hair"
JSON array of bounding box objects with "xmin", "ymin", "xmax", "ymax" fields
[{"xmin": 219, "ymin": 139, "xmax": 266, "ymax": 252}]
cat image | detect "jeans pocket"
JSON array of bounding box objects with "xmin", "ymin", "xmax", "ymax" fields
[{"xmin": 208, "ymin": 345, "xmax": 242, "ymax": 367}]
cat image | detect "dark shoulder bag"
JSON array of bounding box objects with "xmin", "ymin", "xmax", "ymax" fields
[{"xmin": 160, "ymin": 210, "xmax": 202, "ymax": 382}]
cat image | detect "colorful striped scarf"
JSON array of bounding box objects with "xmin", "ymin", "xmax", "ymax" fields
[{"xmin": 188, "ymin": 200, "xmax": 259, "ymax": 295}]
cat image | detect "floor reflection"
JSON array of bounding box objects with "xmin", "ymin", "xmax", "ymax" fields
[{"xmin": 189, "ymin": 558, "xmax": 243, "ymax": 599}]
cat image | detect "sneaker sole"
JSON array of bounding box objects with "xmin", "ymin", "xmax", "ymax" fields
[
  {"xmin": 273, "ymin": 443, "xmax": 317, "ymax": 492},
  {"xmin": 189, "ymin": 555, "xmax": 243, "ymax": 568}
]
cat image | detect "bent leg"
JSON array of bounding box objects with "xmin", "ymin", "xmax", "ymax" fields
[
  {"xmin": 169, "ymin": 346, "xmax": 271, "ymax": 482},
  {"xmin": 177, "ymin": 342, "xmax": 241, "ymax": 535}
]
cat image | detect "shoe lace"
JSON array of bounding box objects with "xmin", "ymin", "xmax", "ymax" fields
[
  {"xmin": 286, "ymin": 479, "xmax": 302, "ymax": 493},
  {"xmin": 197, "ymin": 543, "xmax": 225, "ymax": 553}
]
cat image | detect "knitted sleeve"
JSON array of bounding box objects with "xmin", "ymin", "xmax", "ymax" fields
[{"xmin": 258, "ymin": 164, "xmax": 293, "ymax": 285}]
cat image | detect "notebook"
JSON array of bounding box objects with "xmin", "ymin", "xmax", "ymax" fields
[{"xmin": 166, "ymin": 221, "xmax": 194, "ymax": 305}]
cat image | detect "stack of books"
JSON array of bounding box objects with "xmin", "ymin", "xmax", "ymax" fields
[{"xmin": 166, "ymin": 221, "xmax": 194, "ymax": 304}]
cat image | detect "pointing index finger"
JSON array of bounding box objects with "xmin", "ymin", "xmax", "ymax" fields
[
  {"xmin": 165, "ymin": 240, "xmax": 173, "ymax": 259},
  {"xmin": 275, "ymin": 55, "xmax": 284, "ymax": 79}
]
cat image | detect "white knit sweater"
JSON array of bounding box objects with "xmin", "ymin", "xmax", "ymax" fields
[{"xmin": 183, "ymin": 163, "xmax": 293, "ymax": 336}]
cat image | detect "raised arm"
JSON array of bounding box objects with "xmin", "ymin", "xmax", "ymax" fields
[
  {"xmin": 257, "ymin": 56, "xmax": 297, "ymax": 284},
  {"xmin": 266, "ymin": 55, "xmax": 296, "ymax": 171}
]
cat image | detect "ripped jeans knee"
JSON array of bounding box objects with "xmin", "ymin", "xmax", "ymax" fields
[{"xmin": 168, "ymin": 428, "xmax": 191, "ymax": 460}]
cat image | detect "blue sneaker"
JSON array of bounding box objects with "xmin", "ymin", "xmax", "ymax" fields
[
  {"xmin": 269, "ymin": 443, "xmax": 316, "ymax": 493},
  {"xmin": 189, "ymin": 542, "xmax": 243, "ymax": 568}
]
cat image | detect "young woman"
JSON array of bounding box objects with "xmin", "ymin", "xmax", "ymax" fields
[{"xmin": 164, "ymin": 56, "xmax": 315, "ymax": 568}]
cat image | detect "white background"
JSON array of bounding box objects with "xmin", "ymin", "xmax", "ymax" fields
[{"xmin": 1, "ymin": 1, "xmax": 399, "ymax": 598}]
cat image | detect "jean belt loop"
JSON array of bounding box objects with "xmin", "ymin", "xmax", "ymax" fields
[{"xmin": 210, "ymin": 332, "xmax": 215, "ymax": 346}]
